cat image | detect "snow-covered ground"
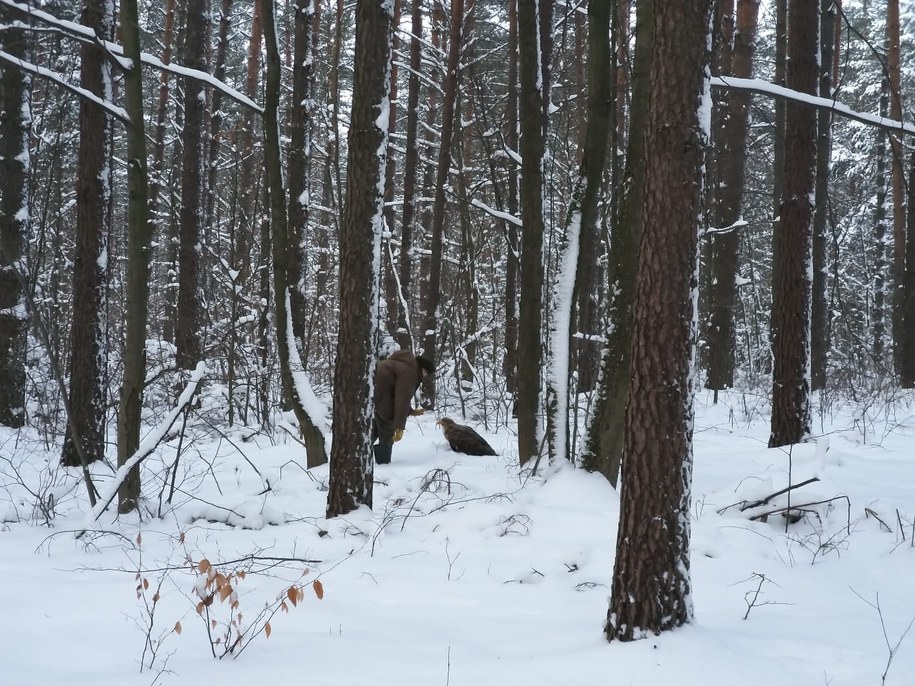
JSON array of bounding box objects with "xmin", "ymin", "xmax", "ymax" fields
[{"xmin": 2, "ymin": 390, "xmax": 914, "ymax": 685}]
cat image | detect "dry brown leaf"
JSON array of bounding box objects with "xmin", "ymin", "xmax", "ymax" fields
[
  {"xmin": 280, "ymin": 602, "xmax": 288, "ymax": 613},
  {"xmin": 218, "ymin": 584, "xmax": 233, "ymax": 602},
  {"xmin": 313, "ymin": 580, "xmax": 324, "ymax": 600},
  {"xmin": 287, "ymin": 587, "xmax": 298, "ymax": 607},
  {"xmin": 178, "ymin": 532, "xmax": 185, "ymax": 544},
  {"xmin": 296, "ymin": 588, "xmax": 305, "ymax": 603},
  {"xmin": 152, "ymin": 592, "xmax": 160, "ymax": 603},
  {"xmin": 211, "ymin": 619, "xmax": 218, "ymax": 630},
  {"xmin": 142, "ymin": 578, "xmax": 149, "ymax": 591},
  {"xmin": 237, "ymin": 570, "xmax": 246, "ymax": 581},
  {"xmin": 174, "ymin": 621, "xmax": 182, "ymax": 635},
  {"xmin": 198, "ymin": 559, "xmax": 211, "ymax": 574},
  {"xmin": 136, "ymin": 532, "xmax": 142, "ymax": 546},
  {"xmin": 214, "ymin": 573, "xmax": 227, "ymax": 589},
  {"xmin": 196, "ymin": 601, "xmax": 206, "ymax": 615},
  {"xmin": 264, "ymin": 622, "xmax": 272, "ymax": 639}
]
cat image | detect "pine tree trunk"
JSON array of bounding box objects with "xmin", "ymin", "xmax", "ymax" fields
[
  {"xmin": 901, "ymin": 150, "xmax": 915, "ymax": 387},
  {"xmin": 811, "ymin": 0, "xmax": 836, "ymax": 391},
  {"xmin": 0, "ymin": 12, "xmax": 30, "ymax": 429},
  {"xmin": 581, "ymin": 0, "xmax": 652, "ymax": 485},
  {"xmin": 573, "ymin": 0, "xmax": 613, "ymax": 394},
  {"xmin": 61, "ymin": 0, "xmax": 114, "ymax": 465},
  {"xmin": 705, "ymin": 0, "xmax": 759, "ymax": 393},
  {"xmin": 287, "ymin": 0, "xmax": 315, "ymax": 344},
  {"xmin": 516, "ymin": 0, "xmax": 548, "ymax": 466},
  {"xmin": 117, "ymin": 0, "xmax": 152, "ymax": 513},
  {"xmin": 872, "ymin": 81, "xmax": 889, "ymax": 365},
  {"xmin": 503, "ymin": 0, "xmax": 520, "ymax": 407},
  {"xmin": 769, "ymin": 0, "xmax": 818, "ymax": 449},
  {"xmin": 326, "ymin": 0, "xmax": 393, "ymax": 518},
  {"xmin": 262, "ymin": 0, "xmax": 328, "ymax": 468},
  {"xmin": 606, "ymin": 0, "xmax": 711, "ymax": 642},
  {"xmin": 176, "ymin": 0, "xmax": 208, "ymax": 370},
  {"xmin": 546, "ymin": 0, "xmax": 613, "ymax": 464},
  {"xmin": 887, "ymin": 0, "xmax": 905, "ymax": 373},
  {"xmin": 420, "ymin": 0, "xmax": 464, "ymax": 408},
  {"xmin": 382, "ymin": 0, "xmax": 402, "ymax": 343}
]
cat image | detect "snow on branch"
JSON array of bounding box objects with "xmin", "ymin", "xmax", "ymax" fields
[
  {"xmin": 470, "ymin": 198, "xmax": 522, "ymax": 227},
  {"xmin": 81, "ymin": 362, "xmax": 207, "ymax": 528},
  {"xmin": 0, "ymin": 50, "xmax": 130, "ymax": 123},
  {"xmin": 1, "ymin": 0, "xmax": 262, "ymax": 114},
  {"xmin": 712, "ymin": 76, "xmax": 915, "ymax": 136}
]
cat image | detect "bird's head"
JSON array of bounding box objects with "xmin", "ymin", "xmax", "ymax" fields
[{"xmin": 436, "ymin": 417, "xmax": 456, "ymax": 431}]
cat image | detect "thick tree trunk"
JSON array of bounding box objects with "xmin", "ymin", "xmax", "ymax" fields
[
  {"xmin": 175, "ymin": 0, "xmax": 209, "ymax": 370},
  {"xmin": 287, "ymin": 0, "xmax": 315, "ymax": 344},
  {"xmin": 768, "ymin": 0, "xmax": 818, "ymax": 448},
  {"xmin": 606, "ymin": 0, "xmax": 711, "ymax": 643},
  {"xmin": 0, "ymin": 12, "xmax": 30, "ymax": 429},
  {"xmin": 516, "ymin": 0, "xmax": 548, "ymax": 466},
  {"xmin": 705, "ymin": 0, "xmax": 759, "ymax": 393},
  {"xmin": 62, "ymin": 0, "xmax": 113, "ymax": 465},
  {"xmin": 326, "ymin": 0, "xmax": 393, "ymax": 518},
  {"xmin": 580, "ymin": 0, "xmax": 652, "ymax": 486}
]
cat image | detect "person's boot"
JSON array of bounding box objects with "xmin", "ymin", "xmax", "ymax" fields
[{"xmin": 373, "ymin": 443, "xmax": 392, "ymax": 465}]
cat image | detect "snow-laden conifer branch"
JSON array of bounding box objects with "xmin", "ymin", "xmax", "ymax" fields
[
  {"xmin": 712, "ymin": 76, "xmax": 915, "ymax": 136},
  {"xmin": 1, "ymin": 0, "xmax": 262, "ymax": 114},
  {"xmin": 0, "ymin": 50, "xmax": 129, "ymax": 123}
]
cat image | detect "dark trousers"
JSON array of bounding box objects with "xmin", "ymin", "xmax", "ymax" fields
[{"xmin": 372, "ymin": 412, "xmax": 395, "ymax": 464}]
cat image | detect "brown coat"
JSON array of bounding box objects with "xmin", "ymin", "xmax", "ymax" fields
[{"xmin": 374, "ymin": 350, "xmax": 422, "ymax": 431}]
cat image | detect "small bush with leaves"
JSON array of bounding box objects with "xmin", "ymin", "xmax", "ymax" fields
[{"xmin": 192, "ymin": 556, "xmax": 325, "ymax": 658}]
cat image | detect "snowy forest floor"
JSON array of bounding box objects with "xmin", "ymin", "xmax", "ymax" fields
[{"xmin": 2, "ymin": 390, "xmax": 915, "ymax": 686}]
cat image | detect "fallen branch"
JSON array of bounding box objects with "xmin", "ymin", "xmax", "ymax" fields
[
  {"xmin": 748, "ymin": 494, "xmax": 852, "ymax": 534},
  {"xmin": 79, "ymin": 363, "xmax": 207, "ymax": 529},
  {"xmin": 717, "ymin": 476, "xmax": 821, "ymax": 515},
  {"xmin": 865, "ymin": 507, "xmax": 893, "ymax": 533}
]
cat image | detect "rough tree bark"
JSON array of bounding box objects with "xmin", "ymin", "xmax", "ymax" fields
[
  {"xmin": 117, "ymin": 0, "xmax": 152, "ymax": 513},
  {"xmin": 704, "ymin": 0, "xmax": 759, "ymax": 394},
  {"xmin": 0, "ymin": 8, "xmax": 30, "ymax": 429},
  {"xmin": 516, "ymin": 0, "xmax": 547, "ymax": 466},
  {"xmin": 606, "ymin": 0, "xmax": 711, "ymax": 642},
  {"xmin": 326, "ymin": 0, "xmax": 393, "ymax": 518},
  {"xmin": 175, "ymin": 0, "xmax": 208, "ymax": 370},
  {"xmin": 580, "ymin": 0, "xmax": 652, "ymax": 486},
  {"xmin": 811, "ymin": 0, "xmax": 836, "ymax": 391},
  {"xmin": 61, "ymin": 0, "xmax": 113, "ymax": 465},
  {"xmin": 768, "ymin": 0, "xmax": 818, "ymax": 448}
]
